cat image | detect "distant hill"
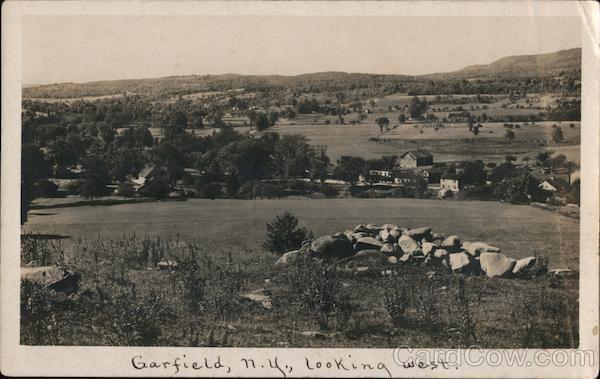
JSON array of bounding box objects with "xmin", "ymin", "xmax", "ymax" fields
[
  {"xmin": 428, "ymin": 48, "xmax": 581, "ymax": 80},
  {"xmin": 23, "ymin": 48, "xmax": 580, "ymax": 98}
]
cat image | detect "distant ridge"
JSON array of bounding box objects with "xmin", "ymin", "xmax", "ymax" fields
[
  {"xmin": 428, "ymin": 48, "xmax": 581, "ymax": 79},
  {"xmin": 23, "ymin": 48, "xmax": 581, "ymax": 98}
]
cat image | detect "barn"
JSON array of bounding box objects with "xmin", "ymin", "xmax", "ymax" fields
[{"xmin": 399, "ymin": 150, "xmax": 434, "ymax": 168}]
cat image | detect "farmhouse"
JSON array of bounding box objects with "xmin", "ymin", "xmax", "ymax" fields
[
  {"xmin": 369, "ymin": 169, "xmax": 393, "ymax": 184},
  {"xmin": 392, "ymin": 170, "xmax": 413, "ymax": 185},
  {"xmin": 421, "ymin": 168, "xmax": 444, "ymax": 189},
  {"xmin": 399, "ymin": 150, "xmax": 434, "ymax": 168},
  {"xmin": 538, "ymin": 178, "xmax": 568, "ymax": 193},
  {"xmin": 132, "ymin": 165, "xmax": 157, "ymax": 189},
  {"xmin": 440, "ymin": 173, "xmax": 461, "ymax": 193}
]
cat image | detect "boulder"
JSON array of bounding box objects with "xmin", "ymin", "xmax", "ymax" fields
[
  {"xmin": 354, "ymin": 236, "xmax": 384, "ymax": 251},
  {"xmin": 351, "ymin": 232, "xmax": 368, "ymax": 241},
  {"xmin": 366, "ymin": 223, "xmax": 382, "ymax": 231},
  {"xmin": 547, "ymin": 268, "xmax": 577, "ymax": 278},
  {"xmin": 311, "ymin": 235, "xmax": 354, "ymax": 259},
  {"xmin": 380, "ymin": 243, "xmax": 399, "ymax": 255},
  {"xmin": 512, "ymin": 257, "xmax": 537, "ymax": 276},
  {"xmin": 403, "ymin": 227, "xmax": 432, "ymax": 241},
  {"xmin": 21, "ymin": 266, "xmax": 80, "ymax": 294},
  {"xmin": 433, "ymin": 248, "xmax": 449, "ymax": 260},
  {"xmin": 442, "ymin": 235, "xmax": 461, "ymax": 252},
  {"xmin": 332, "ymin": 232, "xmax": 346, "ymax": 239},
  {"xmin": 397, "ymin": 235, "xmax": 420, "ymax": 255},
  {"xmin": 240, "ymin": 288, "xmax": 272, "ymax": 310},
  {"xmin": 479, "ymin": 252, "xmax": 516, "ymax": 278},
  {"xmin": 399, "ymin": 254, "xmax": 411, "ymax": 263},
  {"xmin": 448, "ymin": 252, "xmax": 475, "ymax": 274},
  {"xmin": 341, "ymin": 249, "xmax": 387, "ymax": 268},
  {"xmin": 344, "ymin": 230, "xmax": 357, "ymax": 243},
  {"xmin": 388, "ymin": 228, "xmax": 402, "ymax": 241},
  {"xmin": 157, "ymin": 259, "xmax": 178, "ymax": 270},
  {"xmin": 463, "ymin": 242, "xmax": 501, "ymax": 257},
  {"xmin": 432, "ymin": 232, "xmax": 446, "ymax": 241},
  {"xmin": 276, "ymin": 249, "xmax": 305, "ymax": 265},
  {"xmin": 353, "ymin": 224, "xmax": 367, "ymax": 233},
  {"xmin": 387, "ymin": 256, "xmax": 398, "ymax": 265},
  {"xmin": 381, "ymin": 223, "xmax": 397, "ymax": 231},
  {"xmin": 379, "ymin": 229, "xmax": 395, "ymax": 243},
  {"xmin": 422, "ymin": 242, "xmax": 437, "ymax": 257}
]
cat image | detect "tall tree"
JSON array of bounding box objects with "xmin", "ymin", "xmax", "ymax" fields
[
  {"xmin": 551, "ymin": 126, "xmax": 564, "ymax": 143},
  {"xmin": 375, "ymin": 117, "xmax": 390, "ymax": 134},
  {"xmin": 333, "ymin": 156, "xmax": 365, "ymax": 184}
]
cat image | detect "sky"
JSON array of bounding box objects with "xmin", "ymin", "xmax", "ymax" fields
[{"xmin": 22, "ymin": 15, "xmax": 581, "ymax": 85}]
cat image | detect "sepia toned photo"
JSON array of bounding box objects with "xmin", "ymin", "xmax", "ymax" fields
[{"xmin": 2, "ymin": 1, "xmax": 599, "ymax": 377}]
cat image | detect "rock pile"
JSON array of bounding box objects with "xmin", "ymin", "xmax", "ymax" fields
[{"xmin": 276, "ymin": 223, "xmax": 542, "ymax": 279}]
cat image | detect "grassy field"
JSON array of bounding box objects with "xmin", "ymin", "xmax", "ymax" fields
[
  {"xmin": 271, "ymin": 121, "xmax": 580, "ymax": 164},
  {"xmin": 22, "ymin": 198, "xmax": 579, "ymax": 348},
  {"xmin": 25, "ymin": 198, "xmax": 579, "ymax": 268},
  {"xmin": 265, "ymin": 91, "xmax": 580, "ymax": 164}
]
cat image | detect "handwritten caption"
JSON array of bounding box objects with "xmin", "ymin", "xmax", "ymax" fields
[{"xmin": 131, "ymin": 354, "xmax": 456, "ymax": 377}]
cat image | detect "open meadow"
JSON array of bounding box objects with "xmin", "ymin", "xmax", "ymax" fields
[
  {"xmin": 26, "ymin": 198, "xmax": 579, "ymax": 267},
  {"xmin": 22, "ymin": 198, "xmax": 579, "ymax": 348}
]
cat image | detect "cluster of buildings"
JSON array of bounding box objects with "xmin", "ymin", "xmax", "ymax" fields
[
  {"xmin": 357, "ymin": 149, "xmax": 578, "ymax": 200},
  {"xmin": 357, "ymin": 150, "xmax": 461, "ymax": 198}
]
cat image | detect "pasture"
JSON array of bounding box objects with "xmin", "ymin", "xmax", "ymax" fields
[
  {"xmin": 26, "ymin": 198, "xmax": 579, "ymax": 267},
  {"xmin": 22, "ymin": 198, "xmax": 580, "ymax": 348},
  {"xmin": 271, "ymin": 121, "xmax": 580, "ymax": 164},
  {"xmin": 264, "ymin": 91, "xmax": 580, "ymax": 164}
]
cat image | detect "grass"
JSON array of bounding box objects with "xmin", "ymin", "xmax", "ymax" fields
[
  {"xmin": 20, "ymin": 230, "xmax": 579, "ymax": 348},
  {"xmin": 272, "ymin": 119, "xmax": 579, "ymax": 164},
  {"xmin": 25, "ymin": 198, "xmax": 579, "ymax": 267}
]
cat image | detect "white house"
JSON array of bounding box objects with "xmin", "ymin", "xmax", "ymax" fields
[
  {"xmin": 538, "ymin": 179, "xmax": 559, "ymax": 193},
  {"xmin": 440, "ymin": 173, "xmax": 461, "ymax": 193},
  {"xmin": 131, "ymin": 165, "xmax": 157, "ymax": 189}
]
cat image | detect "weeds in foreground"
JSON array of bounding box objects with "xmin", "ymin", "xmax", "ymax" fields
[
  {"xmin": 511, "ymin": 280, "xmax": 576, "ymax": 348},
  {"xmin": 285, "ymin": 255, "xmax": 352, "ymax": 330},
  {"xmin": 20, "ymin": 235, "xmax": 247, "ymax": 346},
  {"xmin": 21, "ymin": 233, "xmax": 65, "ymax": 266}
]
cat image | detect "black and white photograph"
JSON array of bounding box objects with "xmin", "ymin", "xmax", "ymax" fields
[{"xmin": 2, "ymin": 1, "xmax": 599, "ymax": 377}]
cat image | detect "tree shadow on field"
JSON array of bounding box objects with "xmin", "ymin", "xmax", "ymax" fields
[{"xmin": 21, "ymin": 233, "xmax": 71, "ymax": 241}]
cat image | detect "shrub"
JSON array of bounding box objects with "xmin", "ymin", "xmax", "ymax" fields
[
  {"xmin": 34, "ymin": 179, "xmax": 59, "ymax": 197},
  {"xmin": 286, "ymin": 255, "xmax": 351, "ymax": 330},
  {"xmin": 382, "ymin": 267, "xmax": 444, "ymax": 333},
  {"xmin": 263, "ymin": 211, "xmax": 313, "ymax": 255},
  {"xmin": 446, "ymin": 277, "xmax": 483, "ymax": 347},
  {"xmin": 319, "ymin": 184, "xmax": 339, "ymax": 198},
  {"xmin": 382, "ymin": 285, "xmax": 409, "ymax": 327},
  {"xmin": 254, "ymin": 182, "xmax": 284, "ymax": 198},
  {"xmin": 117, "ymin": 182, "xmax": 135, "ymax": 198},
  {"xmin": 199, "ymin": 183, "xmax": 223, "ymax": 199}
]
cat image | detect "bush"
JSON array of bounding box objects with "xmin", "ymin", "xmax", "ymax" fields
[
  {"xmin": 319, "ymin": 184, "xmax": 339, "ymax": 198},
  {"xmin": 286, "ymin": 255, "xmax": 351, "ymax": 330},
  {"xmin": 34, "ymin": 179, "xmax": 59, "ymax": 197},
  {"xmin": 199, "ymin": 183, "xmax": 223, "ymax": 199},
  {"xmin": 117, "ymin": 182, "xmax": 135, "ymax": 198},
  {"xmin": 382, "ymin": 267, "xmax": 443, "ymax": 333},
  {"xmin": 263, "ymin": 211, "xmax": 313, "ymax": 255},
  {"xmin": 254, "ymin": 182, "xmax": 284, "ymax": 198},
  {"xmin": 141, "ymin": 174, "xmax": 171, "ymax": 199}
]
